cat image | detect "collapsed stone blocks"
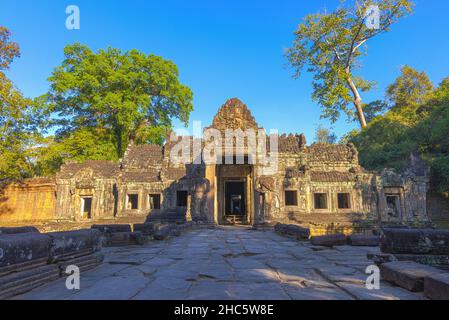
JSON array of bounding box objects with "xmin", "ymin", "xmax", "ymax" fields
[
  {"xmin": 0, "ymin": 226, "xmax": 40, "ymax": 235},
  {"xmin": 91, "ymin": 224, "xmax": 132, "ymax": 233},
  {"xmin": 91, "ymin": 224, "xmax": 147, "ymax": 247},
  {"xmin": 274, "ymin": 223, "xmax": 310, "ymax": 240},
  {"xmin": 46, "ymin": 229, "xmax": 104, "ymax": 277},
  {"xmin": 424, "ymin": 273, "xmax": 449, "ymax": 300},
  {"xmin": 134, "ymin": 222, "xmax": 159, "ymax": 236},
  {"xmin": 47, "ymin": 229, "xmax": 103, "ymax": 262},
  {"xmin": 380, "ymin": 261, "xmax": 444, "ymax": 292},
  {"xmin": 0, "ymin": 228, "xmax": 104, "ymax": 299},
  {"xmin": 380, "ymin": 228, "xmax": 449, "ymax": 269},
  {"xmin": 347, "ymin": 235, "xmax": 379, "ymax": 247},
  {"xmin": 381, "ymin": 228, "xmax": 449, "ymax": 255},
  {"xmin": 0, "ymin": 233, "xmax": 52, "ymax": 268},
  {"xmin": 311, "ymin": 234, "xmax": 347, "ymax": 247},
  {"xmin": 134, "ymin": 222, "xmax": 198, "ymax": 241}
]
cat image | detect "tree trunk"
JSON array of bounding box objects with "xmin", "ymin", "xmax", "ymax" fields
[{"xmin": 346, "ymin": 75, "xmax": 368, "ymax": 128}]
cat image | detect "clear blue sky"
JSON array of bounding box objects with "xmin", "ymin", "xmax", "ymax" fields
[{"xmin": 1, "ymin": 0, "xmax": 449, "ymax": 141}]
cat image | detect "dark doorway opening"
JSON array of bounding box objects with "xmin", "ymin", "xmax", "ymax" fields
[
  {"xmin": 127, "ymin": 194, "xmax": 139, "ymax": 210},
  {"xmin": 82, "ymin": 197, "xmax": 93, "ymax": 219},
  {"xmin": 177, "ymin": 191, "xmax": 188, "ymax": 207},
  {"xmin": 149, "ymin": 194, "xmax": 161, "ymax": 210},
  {"xmin": 225, "ymin": 181, "xmax": 246, "ymax": 217}
]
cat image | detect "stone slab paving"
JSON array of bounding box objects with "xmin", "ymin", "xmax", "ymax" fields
[{"xmin": 14, "ymin": 227, "xmax": 425, "ymax": 300}]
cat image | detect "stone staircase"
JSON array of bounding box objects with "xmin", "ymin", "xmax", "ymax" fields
[{"xmin": 146, "ymin": 208, "xmax": 187, "ymax": 224}]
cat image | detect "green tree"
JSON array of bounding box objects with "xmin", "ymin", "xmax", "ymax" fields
[
  {"xmin": 286, "ymin": 0, "xmax": 413, "ymax": 128},
  {"xmin": 0, "ymin": 27, "xmax": 20, "ymax": 70},
  {"xmin": 387, "ymin": 65, "xmax": 434, "ymax": 108},
  {"xmin": 349, "ymin": 76, "xmax": 449, "ymax": 196},
  {"xmin": 314, "ymin": 125, "xmax": 338, "ymax": 144},
  {"xmin": 47, "ymin": 43, "xmax": 193, "ymax": 158},
  {"xmin": 0, "ymin": 27, "xmax": 39, "ymax": 179},
  {"xmin": 362, "ymin": 100, "xmax": 390, "ymax": 123}
]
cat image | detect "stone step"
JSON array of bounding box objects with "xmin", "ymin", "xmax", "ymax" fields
[
  {"xmin": 424, "ymin": 273, "xmax": 449, "ymax": 300},
  {"xmin": 380, "ymin": 261, "xmax": 444, "ymax": 292}
]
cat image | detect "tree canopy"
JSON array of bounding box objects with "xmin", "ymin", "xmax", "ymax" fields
[
  {"xmin": 287, "ymin": 0, "xmax": 414, "ymax": 128},
  {"xmin": 348, "ymin": 67, "xmax": 449, "ymax": 197},
  {"xmin": 46, "ymin": 43, "xmax": 193, "ymax": 159},
  {"xmin": 0, "ymin": 27, "xmax": 40, "ymax": 180}
]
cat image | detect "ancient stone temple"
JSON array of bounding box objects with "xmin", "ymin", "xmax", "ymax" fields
[{"xmin": 0, "ymin": 98, "xmax": 431, "ymax": 234}]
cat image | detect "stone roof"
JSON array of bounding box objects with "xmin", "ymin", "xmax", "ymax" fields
[
  {"xmin": 58, "ymin": 160, "xmax": 119, "ymax": 179},
  {"xmin": 121, "ymin": 169, "xmax": 160, "ymax": 183},
  {"xmin": 122, "ymin": 144, "xmax": 164, "ymax": 169},
  {"xmin": 163, "ymin": 167, "xmax": 187, "ymax": 181},
  {"xmin": 308, "ymin": 143, "xmax": 358, "ymax": 163},
  {"xmin": 310, "ymin": 171, "xmax": 355, "ymax": 183}
]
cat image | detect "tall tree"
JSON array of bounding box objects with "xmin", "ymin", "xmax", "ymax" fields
[
  {"xmin": 0, "ymin": 27, "xmax": 38, "ymax": 179},
  {"xmin": 0, "ymin": 27, "xmax": 20, "ymax": 70},
  {"xmin": 47, "ymin": 43, "xmax": 194, "ymax": 158},
  {"xmin": 387, "ymin": 65, "xmax": 434, "ymax": 110},
  {"xmin": 286, "ymin": 0, "xmax": 413, "ymax": 128}
]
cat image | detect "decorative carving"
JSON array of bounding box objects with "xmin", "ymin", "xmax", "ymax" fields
[
  {"xmin": 279, "ymin": 134, "xmax": 307, "ymax": 153},
  {"xmin": 285, "ymin": 165, "xmax": 308, "ymax": 179},
  {"xmin": 209, "ymin": 98, "xmax": 259, "ymax": 131},
  {"xmin": 255, "ymin": 176, "xmax": 275, "ymax": 193}
]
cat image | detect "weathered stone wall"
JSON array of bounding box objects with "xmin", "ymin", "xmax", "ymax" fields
[
  {"xmin": 0, "ymin": 99, "xmax": 433, "ymax": 234},
  {"xmin": 427, "ymin": 194, "xmax": 449, "ymax": 226},
  {"xmin": 0, "ymin": 179, "xmax": 56, "ymax": 223}
]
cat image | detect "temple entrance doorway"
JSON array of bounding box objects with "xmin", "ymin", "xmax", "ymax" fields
[
  {"xmin": 224, "ymin": 181, "xmax": 246, "ymax": 224},
  {"xmin": 216, "ymin": 163, "xmax": 253, "ymax": 225}
]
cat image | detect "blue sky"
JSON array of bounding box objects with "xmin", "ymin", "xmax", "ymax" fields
[{"xmin": 1, "ymin": 0, "xmax": 449, "ymax": 141}]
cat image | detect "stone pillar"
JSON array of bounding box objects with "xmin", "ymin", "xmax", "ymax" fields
[
  {"xmin": 186, "ymin": 193, "xmax": 192, "ymax": 222},
  {"xmin": 205, "ymin": 164, "xmax": 217, "ymax": 223}
]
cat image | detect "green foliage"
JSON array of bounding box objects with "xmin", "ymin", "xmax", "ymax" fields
[
  {"xmin": 386, "ymin": 65, "xmax": 434, "ymax": 125},
  {"xmin": 350, "ymin": 69, "xmax": 449, "ymax": 196},
  {"xmin": 46, "ymin": 43, "xmax": 193, "ymax": 158},
  {"xmin": 0, "ymin": 28, "xmax": 40, "ymax": 180},
  {"xmin": 387, "ymin": 65, "xmax": 434, "ymax": 110},
  {"xmin": 33, "ymin": 128, "xmax": 118, "ymax": 177},
  {"xmin": 314, "ymin": 125, "xmax": 338, "ymax": 144},
  {"xmin": 286, "ymin": 0, "xmax": 413, "ymax": 127},
  {"xmin": 362, "ymin": 100, "xmax": 390, "ymax": 123},
  {"xmin": 1, "ymin": 36, "xmax": 194, "ymax": 179}
]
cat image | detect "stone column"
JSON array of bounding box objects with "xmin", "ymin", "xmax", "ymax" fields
[
  {"xmin": 186, "ymin": 193, "xmax": 192, "ymax": 222},
  {"xmin": 205, "ymin": 164, "xmax": 217, "ymax": 223}
]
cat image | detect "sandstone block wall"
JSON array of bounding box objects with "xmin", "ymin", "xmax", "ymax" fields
[{"xmin": 0, "ymin": 179, "xmax": 56, "ymax": 223}]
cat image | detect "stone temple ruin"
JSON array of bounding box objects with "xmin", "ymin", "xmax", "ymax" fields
[
  {"xmin": 1, "ymin": 98, "xmax": 449, "ymax": 301},
  {"xmin": 0, "ymin": 98, "xmax": 431, "ymax": 234}
]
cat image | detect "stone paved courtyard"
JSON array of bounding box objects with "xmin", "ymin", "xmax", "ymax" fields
[{"xmin": 15, "ymin": 227, "xmax": 425, "ymax": 300}]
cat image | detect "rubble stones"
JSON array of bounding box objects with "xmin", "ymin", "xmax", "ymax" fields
[
  {"xmin": 381, "ymin": 228, "xmax": 449, "ymax": 255},
  {"xmin": 311, "ymin": 234, "xmax": 347, "ymax": 247},
  {"xmin": 0, "ymin": 226, "xmax": 40, "ymax": 235},
  {"xmin": 347, "ymin": 235, "xmax": 379, "ymax": 247},
  {"xmin": 134, "ymin": 223, "xmax": 159, "ymax": 236},
  {"xmin": 380, "ymin": 261, "xmax": 444, "ymax": 292},
  {"xmin": 0, "ymin": 233, "xmax": 52, "ymax": 268},
  {"xmin": 91, "ymin": 224, "xmax": 132, "ymax": 233},
  {"xmin": 274, "ymin": 223, "xmax": 310, "ymax": 240},
  {"xmin": 47, "ymin": 229, "xmax": 102, "ymax": 262}
]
